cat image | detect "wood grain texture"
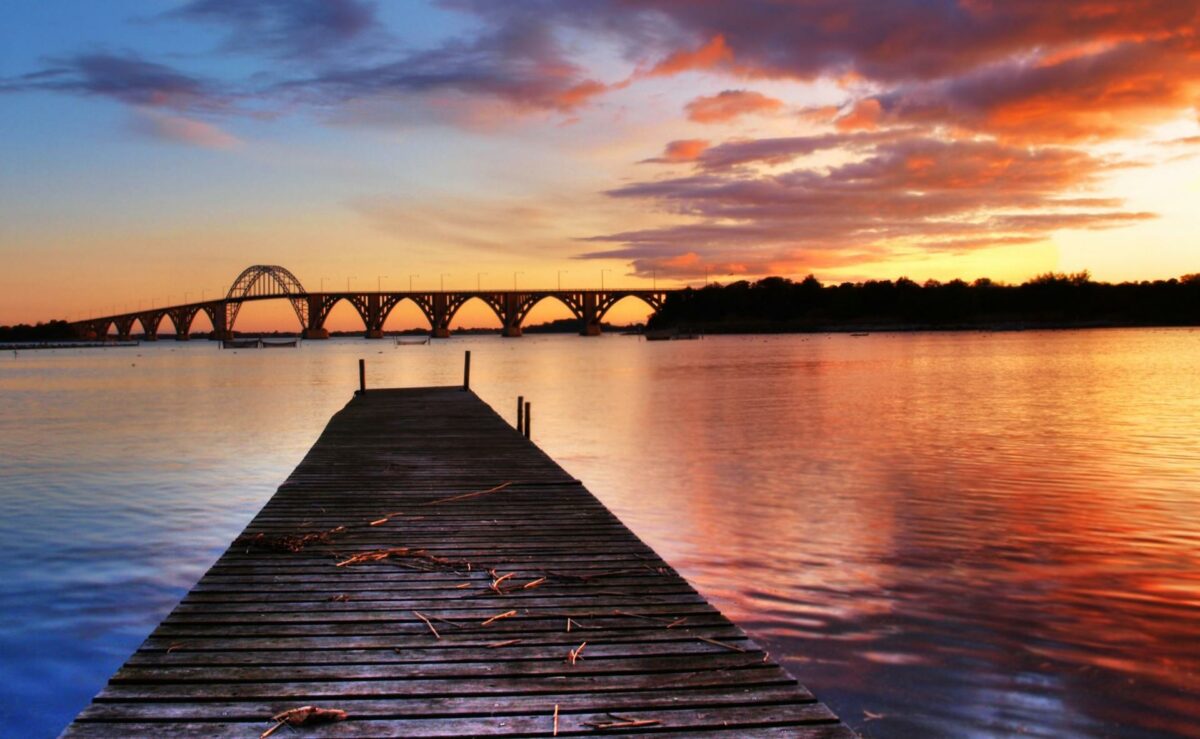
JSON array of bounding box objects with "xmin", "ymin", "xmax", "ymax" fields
[{"xmin": 63, "ymin": 386, "xmax": 854, "ymax": 737}]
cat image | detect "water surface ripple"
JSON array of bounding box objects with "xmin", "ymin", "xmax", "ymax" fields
[{"xmin": 1, "ymin": 330, "xmax": 1198, "ymax": 737}]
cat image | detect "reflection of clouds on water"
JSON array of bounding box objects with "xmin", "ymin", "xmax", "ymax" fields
[{"xmin": 0, "ymin": 331, "xmax": 1198, "ymax": 736}]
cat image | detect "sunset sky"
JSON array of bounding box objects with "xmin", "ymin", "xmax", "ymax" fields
[{"xmin": 1, "ymin": 1, "xmax": 1198, "ymax": 330}]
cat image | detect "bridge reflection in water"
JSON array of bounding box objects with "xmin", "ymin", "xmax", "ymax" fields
[{"xmin": 72, "ymin": 265, "xmax": 673, "ymax": 341}]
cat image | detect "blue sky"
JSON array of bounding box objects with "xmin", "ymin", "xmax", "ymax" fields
[{"xmin": 2, "ymin": 1, "xmax": 1197, "ymax": 327}]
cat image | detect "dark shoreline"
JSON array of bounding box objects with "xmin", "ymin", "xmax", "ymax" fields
[{"xmin": 655, "ymin": 319, "xmax": 1200, "ymax": 335}]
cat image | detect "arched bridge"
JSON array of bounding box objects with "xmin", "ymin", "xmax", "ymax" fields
[{"xmin": 72, "ymin": 265, "xmax": 675, "ymax": 341}]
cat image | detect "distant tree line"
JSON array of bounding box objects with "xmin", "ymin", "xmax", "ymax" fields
[
  {"xmin": 0, "ymin": 320, "xmax": 75, "ymax": 342},
  {"xmin": 648, "ymin": 273, "xmax": 1200, "ymax": 332}
]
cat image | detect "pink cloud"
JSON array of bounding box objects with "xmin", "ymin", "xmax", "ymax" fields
[
  {"xmin": 130, "ymin": 109, "xmax": 240, "ymax": 149},
  {"xmin": 641, "ymin": 139, "xmax": 711, "ymax": 163},
  {"xmin": 685, "ymin": 89, "xmax": 784, "ymax": 123}
]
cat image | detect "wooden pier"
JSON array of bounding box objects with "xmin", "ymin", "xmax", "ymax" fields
[{"xmin": 64, "ymin": 386, "xmax": 853, "ymax": 737}]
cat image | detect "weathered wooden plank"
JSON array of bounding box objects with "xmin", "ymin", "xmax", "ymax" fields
[
  {"xmin": 138, "ymin": 628, "xmax": 753, "ymax": 652},
  {"xmin": 75, "ymin": 683, "xmax": 815, "ymax": 721},
  {"xmin": 62, "ymin": 387, "xmax": 852, "ymax": 737},
  {"xmin": 95, "ymin": 665, "xmax": 799, "ymax": 701},
  {"xmin": 67, "ymin": 702, "xmax": 845, "ymax": 737}
]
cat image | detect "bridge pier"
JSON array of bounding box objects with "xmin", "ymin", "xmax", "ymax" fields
[
  {"xmin": 431, "ymin": 293, "xmax": 452, "ymax": 338},
  {"xmin": 302, "ymin": 327, "xmax": 330, "ymax": 340},
  {"xmin": 502, "ymin": 324, "xmax": 522, "ymax": 337},
  {"xmin": 579, "ymin": 292, "xmax": 601, "ymax": 336},
  {"xmin": 174, "ymin": 333, "xmax": 190, "ymax": 341},
  {"xmin": 365, "ymin": 329, "xmax": 384, "ymax": 339}
]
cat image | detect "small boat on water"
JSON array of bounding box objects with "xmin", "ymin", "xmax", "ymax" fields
[
  {"xmin": 222, "ymin": 338, "xmax": 261, "ymax": 349},
  {"xmin": 850, "ymin": 332, "xmax": 870, "ymax": 337},
  {"xmin": 261, "ymin": 338, "xmax": 299, "ymax": 348},
  {"xmin": 395, "ymin": 336, "xmax": 430, "ymax": 346}
]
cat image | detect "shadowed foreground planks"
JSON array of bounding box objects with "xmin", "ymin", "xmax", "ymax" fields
[{"xmin": 63, "ymin": 387, "xmax": 854, "ymax": 737}]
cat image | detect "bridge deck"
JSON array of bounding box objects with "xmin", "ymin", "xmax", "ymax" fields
[{"xmin": 63, "ymin": 387, "xmax": 854, "ymax": 737}]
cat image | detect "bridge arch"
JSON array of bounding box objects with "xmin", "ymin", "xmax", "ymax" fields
[
  {"xmin": 514, "ymin": 293, "xmax": 584, "ymax": 326},
  {"xmin": 225, "ymin": 265, "xmax": 308, "ymax": 334},
  {"xmin": 135, "ymin": 313, "xmax": 165, "ymax": 337},
  {"xmin": 446, "ymin": 295, "xmax": 506, "ymax": 330},
  {"xmin": 379, "ymin": 295, "xmax": 435, "ymax": 331},
  {"xmin": 596, "ymin": 292, "xmax": 665, "ymax": 322}
]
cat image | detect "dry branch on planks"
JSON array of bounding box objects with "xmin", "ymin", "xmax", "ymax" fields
[{"xmin": 260, "ymin": 706, "xmax": 347, "ymax": 738}]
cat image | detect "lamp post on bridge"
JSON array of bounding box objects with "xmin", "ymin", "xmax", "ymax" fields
[
  {"xmin": 476, "ymin": 272, "xmax": 487, "ymax": 291},
  {"xmin": 513, "ymin": 271, "xmax": 523, "ymax": 290},
  {"xmin": 600, "ymin": 269, "xmax": 611, "ymax": 290},
  {"xmin": 440, "ymin": 273, "xmax": 450, "ymax": 292},
  {"xmin": 558, "ymin": 270, "xmax": 568, "ymax": 290},
  {"xmin": 319, "ymin": 277, "xmax": 330, "ymax": 293}
]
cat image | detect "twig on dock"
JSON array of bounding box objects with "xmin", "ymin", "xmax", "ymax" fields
[
  {"xmin": 335, "ymin": 547, "xmax": 410, "ymax": 567},
  {"xmin": 236, "ymin": 526, "xmax": 346, "ymax": 554},
  {"xmin": 612, "ymin": 609, "xmax": 673, "ymax": 624},
  {"xmin": 260, "ymin": 706, "xmax": 348, "ymax": 738},
  {"xmin": 583, "ymin": 713, "xmax": 661, "ymax": 730},
  {"xmin": 412, "ymin": 611, "xmax": 440, "ymax": 639},
  {"xmin": 490, "ymin": 572, "xmax": 515, "ymax": 593},
  {"xmin": 546, "ymin": 568, "xmax": 645, "ymax": 582},
  {"xmin": 486, "ymin": 639, "xmax": 523, "ymax": 649},
  {"xmin": 368, "ymin": 512, "xmax": 403, "ymax": 526},
  {"xmin": 481, "ymin": 610, "xmax": 517, "ymax": 626},
  {"xmin": 695, "ymin": 636, "xmax": 746, "ymax": 652},
  {"xmin": 425, "ymin": 482, "xmax": 513, "ymax": 506},
  {"xmin": 553, "ymin": 704, "xmax": 559, "ymax": 736},
  {"xmin": 523, "ymin": 577, "xmax": 546, "ymax": 590},
  {"xmin": 426, "ymin": 614, "xmax": 465, "ymax": 630},
  {"xmin": 567, "ymin": 641, "xmax": 587, "ymax": 664}
]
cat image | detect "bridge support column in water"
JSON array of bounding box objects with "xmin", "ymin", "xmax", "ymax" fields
[
  {"xmin": 430, "ymin": 293, "xmax": 452, "ymax": 338},
  {"xmin": 579, "ymin": 292, "xmax": 602, "ymax": 336}
]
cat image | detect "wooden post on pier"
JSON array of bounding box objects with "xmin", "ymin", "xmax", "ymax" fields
[
  {"xmin": 463, "ymin": 351, "xmax": 471, "ymax": 391},
  {"xmin": 523, "ymin": 400, "xmax": 532, "ymax": 439},
  {"xmin": 358, "ymin": 358, "xmax": 366, "ymax": 394},
  {"xmin": 516, "ymin": 395, "xmax": 524, "ymax": 434}
]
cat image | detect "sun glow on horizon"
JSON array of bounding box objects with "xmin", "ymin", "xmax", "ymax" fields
[{"xmin": 1, "ymin": 1, "xmax": 1197, "ymax": 326}]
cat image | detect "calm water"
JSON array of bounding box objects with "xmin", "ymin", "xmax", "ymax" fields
[{"xmin": 2, "ymin": 330, "xmax": 1199, "ymax": 737}]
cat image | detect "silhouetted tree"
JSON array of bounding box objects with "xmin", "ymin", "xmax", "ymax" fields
[{"xmin": 648, "ymin": 273, "xmax": 1200, "ymax": 332}]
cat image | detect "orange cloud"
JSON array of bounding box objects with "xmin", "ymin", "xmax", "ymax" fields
[
  {"xmin": 655, "ymin": 139, "xmax": 711, "ymax": 163},
  {"xmin": 685, "ymin": 89, "xmax": 784, "ymax": 123},
  {"xmin": 585, "ymin": 134, "xmax": 1154, "ymax": 278},
  {"xmin": 835, "ymin": 98, "xmax": 883, "ymax": 131},
  {"xmin": 645, "ymin": 35, "xmax": 734, "ymax": 77}
]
